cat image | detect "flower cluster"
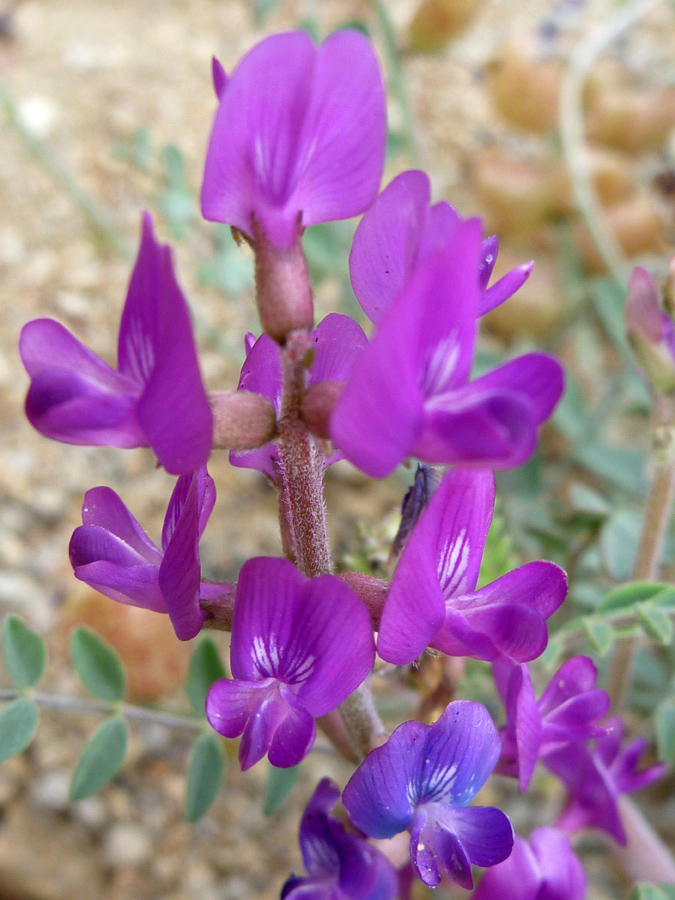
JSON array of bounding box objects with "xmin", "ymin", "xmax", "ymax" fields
[{"xmin": 20, "ymin": 26, "xmax": 666, "ymax": 900}]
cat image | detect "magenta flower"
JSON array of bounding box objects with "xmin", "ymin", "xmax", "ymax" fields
[
  {"xmin": 342, "ymin": 701, "xmax": 513, "ymax": 890},
  {"xmin": 377, "ymin": 468, "xmax": 567, "ymax": 666},
  {"xmin": 230, "ymin": 313, "xmax": 368, "ymax": 480},
  {"xmin": 493, "ymin": 656, "xmax": 609, "ymax": 791},
  {"xmin": 471, "ymin": 827, "xmax": 586, "ymax": 900},
  {"xmin": 544, "ymin": 717, "xmax": 666, "ymax": 844},
  {"xmin": 349, "ymin": 170, "xmax": 532, "ymax": 324},
  {"xmin": 206, "ymin": 557, "xmax": 375, "ymax": 771},
  {"xmin": 20, "ymin": 213, "xmax": 212, "ymax": 475},
  {"xmin": 330, "ymin": 221, "xmax": 564, "ymax": 478},
  {"xmin": 281, "ymin": 778, "xmax": 397, "ymax": 900},
  {"xmin": 201, "ymin": 30, "xmax": 386, "ymax": 250},
  {"xmin": 69, "ymin": 466, "xmax": 221, "ymax": 641}
]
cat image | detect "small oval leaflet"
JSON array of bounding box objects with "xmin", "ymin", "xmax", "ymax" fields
[
  {"xmin": 185, "ymin": 732, "xmax": 225, "ymax": 822},
  {"xmin": 70, "ymin": 716, "xmax": 128, "ymax": 800},
  {"xmin": 2, "ymin": 616, "xmax": 47, "ymax": 689},
  {"xmin": 0, "ymin": 698, "xmax": 39, "ymax": 763},
  {"xmin": 70, "ymin": 627, "xmax": 126, "ymax": 702}
]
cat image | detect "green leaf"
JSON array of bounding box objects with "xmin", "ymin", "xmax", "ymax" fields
[
  {"xmin": 582, "ymin": 617, "xmax": 616, "ymax": 655},
  {"xmin": 263, "ymin": 763, "xmax": 300, "ymax": 815},
  {"xmin": 598, "ymin": 582, "xmax": 667, "ymax": 614},
  {"xmin": 591, "ymin": 277, "xmax": 630, "ymax": 359},
  {"xmin": 600, "ymin": 510, "xmax": 641, "ymax": 580},
  {"xmin": 186, "ymin": 637, "xmax": 226, "ymax": 717},
  {"xmin": 635, "ymin": 603, "xmax": 673, "ymax": 645},
  {"xmin": 2, "ymin": 615, "xmax": 47, "ymax": 688},
  {"xmin": 630, "ymin": 885, "xmax": 675, "ymax": 900},
  {"xmin": 539, "ymin": 636, "xmax": 564, "ymax": 670},
  {"xmin": 70, "ymin": 717, "xmax": 128, "ymax": 800},
  {"xmin": 253, "ymin": 0, "xmax": 279, "ymax": 24},
  {"xmin": 575, "ymin": 444, "xmax": 645, "ymax": 495},
  {"xmin": 185, "ymin": 732, "xmax": 225, "ymax": 822},
  {"xmin": 0, "ymin": 698, "xmax": 39, "ymax": 762},
  {"xmin": 70, "ymin": 628, "xmax": 126, "ymax": 702},
  {"xmin": 656, "ymin": 699, "xmax": 675, "ymax": 763}
]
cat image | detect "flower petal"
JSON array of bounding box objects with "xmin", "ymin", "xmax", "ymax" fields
[
  {"xmin": 80, "ymin": 486, "xmax": 162, "ymax": 562},
  {"xmin": 268, "ymin": 690, "xmax": 317, "ymax": 768},
  {"xmin": 343, "ymin": 719, "xmax": 427, "ymax": 839},
  {"xmin": 530, "ymin": 827, "xmax": 586, "ymax": 900},
  {"xmin": 309, "ymin": 313, "xmax": 368, "ymax": 385},
  {"xmin": 466, "ymin": 352, "xmax": 564, "ymax": 425},
  {"xmin": 471, "ymin": 834, "xmax": 541, "ymax": 900},
  {"xmin": 439, "ymin": 806, "xmax": 513, "ymax": 869},
  {"xmin": 71, "ymin": 557, "xmax": 164, "ymax": 612},
  {"xmin": 123, "ymin": 214, "xmax": 212, "ymax": 474},
  {"xmin": 479, "ymin": 261, "xmax": 533, "ymax": 315},
  {"xmin": 206, "ymin": 677, "xmax": 271, "ymax": 739}
]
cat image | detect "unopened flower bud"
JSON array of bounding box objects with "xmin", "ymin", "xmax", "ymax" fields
[
  {"xmin": 625, "ymin": 265, "xmax": 675, "ymax": 395},
  {"xmin": 211, "ymin": 390, "xmax": 276, "ymax": 450},
  {"xmin": 253, "ymin": 220, "xmax": 315, "ymax": 343},
  {"xmin": 301, "ymin": 380, "xmax": 344, "ymax": 439}
]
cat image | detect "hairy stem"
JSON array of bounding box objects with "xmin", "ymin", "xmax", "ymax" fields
[{"xmin": 607, "ymin": 425, "xmax": 675, "ymax": 711}]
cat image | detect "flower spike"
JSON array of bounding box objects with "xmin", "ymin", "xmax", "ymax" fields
[{"xmin": 20, "ymin": 213, "xmax": 213, "ymax": 475}]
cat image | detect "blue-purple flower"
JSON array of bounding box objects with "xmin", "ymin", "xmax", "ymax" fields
[
  {"xmin": 230, "ymin": 314, "xmax": 368, "ymax": 480},
  {"xmin": 377, "ymin": 469, "xmax": 567, "ymax": 666},
  {"xmin": 206, "ymin": 557, "xmax": 375, "ymax": 770},
  {"xmin": 349, "ymin": 169, "xmax": 532, "ymax": 324},
  {"xmin": 201, "ymin": 30, "xmax": 386, "ymax": 251},
  {"xmin": 494, "ymin": 656, "xmax": 610, "ymax": 791},
  {"xmin": 544, "ymin": 716, "xmax": 666, "ymax": 844},
  {"xmin": 69, "ymin": 466, "xmax": 224, "ymax": 641},
  {"xmin": 330, "ymin": 221, "xmax": 564, "ymax": 478},
  {"xmin": 342, "ymin": 701, "xmax": 514, "ymax": 890},
  {"xmin": 281, "ymin": 778, "xmax": 397, "ymax": 900},
  {"xmin": 20, "ymin": 213, "xmax": 213, "ymax": 475},
  {"xmin": 471, "ymin": 827, "xmax": 586, "ymax": 900}
]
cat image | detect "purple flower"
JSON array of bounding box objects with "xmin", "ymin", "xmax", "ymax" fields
[
  {"xmin": 281, "ymin": 778, "xmax": 397, "ymax": 900},
  {"xmin": 349, "ymin": 170, "xmax": 532, "ymax": 324},
  {"xmin": 201, "ymin": 30, "xmax": 386, "ymax": 251},
  {"xmin": 330, "ymin": 221, "xmax": 564, "ymax": 478},
  {"xmin": 342, "ymin": 701, "xmax": 514, "ymax": 890},
  {"xmin": 494, "ymin": 656, "xmax": 609, "ymax": 791},
  {"xmin": 69, "ymin": 466, "xmax": 219, "ymax": 641},
  {"xmin": 544, "ymin": 717, "xmax": 666, "ymax": 843},
  {"xmin": 377, "ymin": 468, "xmax": 567, "ymax": 666},
  {"xmin": 206, "ymin": 557, "xmax": 375, "ymax": 771},
  {"xmin": 230, "ymin": 313, "xmax": 368, "ymax": 480},
  {"xmin": 20, "ymin": 213, "xmax": 212, "ymax": 475},
  {"xmin": 471, "ymin": 827, "xmax": 586, "ymax": 900},
  {"xmin": 624, "ymin": 265, "xmax": 675, "ymax": 394}
]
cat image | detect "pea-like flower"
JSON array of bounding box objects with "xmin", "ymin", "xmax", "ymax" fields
[
  {"xmin": 69, "ymin": 466, "xmax": 226, "ymax": 641},
  {"xmin": 493, "ymin": 656, "xmax": 609, "ymax": 791},
  {"xmin": 201, "ymin": 30, "xmax": 386, "ymax": 251},
  {"xmin": 206, "ymin": 557, "xmax": 376, "ymax": 770},
  {"xmin": 349, "ymin": 169, "xmax": 532, "ymax": 324},
  {"xmin": 544, "ymin": 716, "xmax": 666, "ymax": 844},
  {"xmin": 330, "ymin": 221, "xmax": 563, "ymax": 478},
  {"xmin": 281, "ymin": 778, "xmax": 397, "ymax": 900},
  {"xmin": 20, "ymin": 213, "xmax": 212, "ymax": 475},
  {"xmin": 342, "ymin": 700, "xmax": 514, "ymax": 890},
  {"xmin": 377, "ymin": 468, "xmax": 567, "ymax": 666},
  {"xmin": 470, "ymin": 827, "xmax": 586, "ymax": 900}
]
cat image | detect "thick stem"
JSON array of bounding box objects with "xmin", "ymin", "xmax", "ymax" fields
[
  {"xmin": 613, "ymin": 796, "xmax": 675, "ymax": 883},
  {"xmin": 338, "ymin": 683, "xmax": 387, "ymax": 760},
  {"xmin": 275, "ymin": 331, "xmax": 332, "ymax": 577},
  {"xmin": 607, "ymin": 425, "xmax": 675, "ymax": 711}
]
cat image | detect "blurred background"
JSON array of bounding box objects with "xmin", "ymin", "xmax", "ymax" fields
[{"xmin": 1, "ymin": 0, "xmax": 675, "ymax": 897}]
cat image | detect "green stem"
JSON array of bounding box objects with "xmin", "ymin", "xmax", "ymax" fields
[{"xmin": 0, "ymin": 688, "xmax": 202, "ymax": 732}]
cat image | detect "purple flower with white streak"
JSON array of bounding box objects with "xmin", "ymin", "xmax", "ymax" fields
[
  {"xmin": 330, "ymin": 220, "xmax": 564, "ymax": 478},
  {"xmin": 20, "ymin": 213, "xmax": 212, "ymax": 475},
  {"xmin": 201, "ymin": 30, "xmax": 386, "ymax": 251},
  {"xmin": 69, "ymin": 466, "xmax": 221, "ymax": 641},
  {"xmin": 544, "ymin": 716, "xmax": 666, "ymax": 844},
  {"xmin": 230, "ymin": 313, "xmax": 368, "ymax": 480},
  {"xmin": 349, "ymin": 169, "xmax": 532, "ymax": 324},
  {"xmin": 377, "ymin": 468, "xmax": 567, "ymax": 666},
  {"xmin": 493, "ymin": 656, "xmax": 609, "ymax": 791},
  {"xmin": 471, "ymin": 827, "xmax": 586, "ymax": 900},
  {"xmin": 343, "ymin": 701, "xmax": 514, "ymax": 890},
  {"xmin": 206, "ymin": 557, "xmax": 375, "ymax": 771},
  {"xmin": 281, "ymin": 778, "xmax": 397, "ymax": 900}
]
